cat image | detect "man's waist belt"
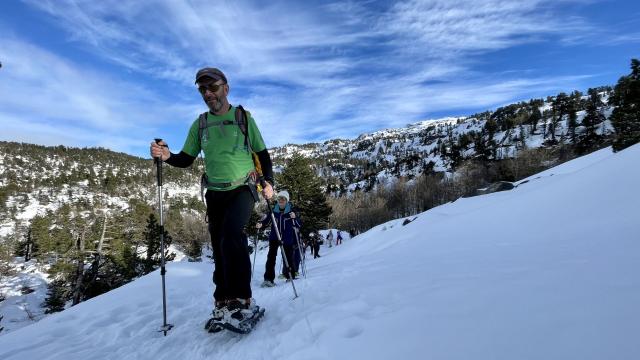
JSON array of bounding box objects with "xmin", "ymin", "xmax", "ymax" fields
[{"xmin": 201, "ymin": 174, "xmax": 248, "ymax": 189}]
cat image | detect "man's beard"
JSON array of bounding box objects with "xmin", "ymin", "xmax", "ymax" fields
[{"xmin": 206, "ymin": 95, "xmax": 225, "ymax": 113}]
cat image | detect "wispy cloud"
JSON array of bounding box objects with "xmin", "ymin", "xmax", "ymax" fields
[
  {"xmin": 380, "ymin": 0, "xmax": 593, "ymax": 55},
  {"xmin": 0, "ymin": 36, "xmax": 199, "ymax": 155},
  {"xmin": 608, "ymin": 33, "xmax": 640, "ymax": 45},
  {"xmin": 8, "ymin": 0, "xmax": 617, "ymax": 154}
]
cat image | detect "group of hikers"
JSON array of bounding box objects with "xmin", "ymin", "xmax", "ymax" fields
[{"xmin": 149, "ymin": 67, "xmax": 347, "ymax": 331}]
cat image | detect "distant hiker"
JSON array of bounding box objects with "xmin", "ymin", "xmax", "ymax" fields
[
  {"xmin": 310, "ymin": 232, "xmax": 321, "ymax": 258},
  {"xmin": 150, "ymin": 67, "xmax": 274, "ymax": 330},
  {"xmin": 326, "ymin": 230, "xmax": 334, "ymax": 248},
  {"xmin": 256, "ymin": 190, "xmax": 301, "ymax": 286},
  {"xmin": 336, "ymin": 230, "xmax": 343, "ymax": 245}
]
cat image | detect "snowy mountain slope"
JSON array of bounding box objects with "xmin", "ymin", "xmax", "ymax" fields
[
  {"xmin": 0, "ymin": 141, "xmax": 203, "ymax": 239},
  {"xmin": 0, "ymin": 144, "xmax": 638, "ymax": 360},
  {"xmin": 270, "ymin": 93, "xmax": 616, "ymax": 193},
  {"xmin": 0, "ymin": 244, "xmax": 188, "ymax": 335}
]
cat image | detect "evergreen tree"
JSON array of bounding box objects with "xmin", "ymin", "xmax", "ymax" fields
[
  {"xmin": 577, "ymin": 88, "xmax": 606, "ymax": 153},
  {"xmin": 473, "ymin": 130, "xmax": 490, "ymax": 161},
  {"xmin": 583, "ymin": 88, "xmax": 605, "ymax": 137},
  {"xmin": 550, "ymin": 93, "xmax": 569, "ymax": 143},
  {"xmin": 567, "ymin": 104, "xmax": 578, "ymax": 144},
  {"xmin": 276, "ymin": 153, "xmax": 332, "ymax": 240},
  {"xmin": 15, "ymin": 226, "xmax": 36, "ymax": 261},
  {"xmin": 30, "ymin": 214, "xmax": 52, "ymax": 260},
  {"xmin": 528, "ymin": 106, "xmax": 542, "ymax": 134},
  {"xmin": 610, "ymin": 59, "xmax": 640, "ymax": 151},
  {"xmin": 185, "ymin": 238, "xmax": 203, "ymax": 262},
  {"xmin": 43, "ymin": 278, "xmax": 70, "ymax": 314},
  {"xmin": 484, "ymin": 118, "xmax": 498, "ymax": 140},
  {"xmin": 142, "ymin": 214, "xmax": 175, "ymax": 274}
]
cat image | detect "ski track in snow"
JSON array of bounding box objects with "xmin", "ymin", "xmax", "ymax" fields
[{"xmin": 0, "ymin": 145, "xmax": 639, "ymax": 359}]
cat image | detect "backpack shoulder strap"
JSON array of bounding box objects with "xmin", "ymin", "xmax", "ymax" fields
[
  {"xmin": 197, "ymin": 112, "xmax": 208, "ymax": 148},
  {"xmin": 235, "ymin": 105, "xmax": 251, "ymax": 152},
  {"xmin": 235, "ymin": 105, "xmax": 265, "ymax": 181}
]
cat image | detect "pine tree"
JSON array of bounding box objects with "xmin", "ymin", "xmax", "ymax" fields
[
  {"xmin": 15, "ymin": 226, "xmax": 36, "ymax": 261},
  {"xmin": 142, "ymin": 213, "xmax": 175, "ymax": 274},
  {"xmin": 30, "ymin": 214, "xmax": 52, "ymax": 260},
  {"xmin": 528, "ymin": 106, "xmax": 542, "ymax": 134},
  {"xmin": 550, "ymin": 93, "xmax": 569, "ymax": 143},
  {"xmin": 185, "ymin": 239, "xmax": 202, "ymax": 262},
  {"xmin": 567, "ymin": 105, "xmax": 578, "ymax": 144},
  {"xmin": 610, "ymin": 59, "xmax": 640, "ymax": 151},
  {"xmin": 583, "ymin": 88, "xmax": 605, "ymax": 137},
  {"xmin": 577, "ymin": 88, "xmax": 606, "ymax": 153},
  {"xmin": 43, "ymin": 278, "xmax": 70, "ymax": 314},
  {"xmin": 276, "ymin": 154, "xmax": 332, "ymax": 240}
]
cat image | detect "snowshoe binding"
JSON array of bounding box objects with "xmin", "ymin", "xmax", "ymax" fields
[
  {"xmin": 220, "ymin": 298, "xmax": 265, "ymax": 334},
  {"xmin": 204, "ymin": 301, "xmax": 227, "ymax": 333},
  {"xmin": 205, "ymin": 298, "xmax": 265, "ymax": 334}
]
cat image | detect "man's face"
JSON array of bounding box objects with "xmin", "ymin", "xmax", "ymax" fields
[
  {"xmin": 197, "ymin": 77, "xmax": 227, "ymax": 113},
  {"xmin": 278, "ymin": 197, "xmax": 287, "ymax": 207}
]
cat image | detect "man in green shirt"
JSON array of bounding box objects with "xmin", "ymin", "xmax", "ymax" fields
[{"xmin": 150, "ymin": 67, "xmax": 274, "ymax": 329}]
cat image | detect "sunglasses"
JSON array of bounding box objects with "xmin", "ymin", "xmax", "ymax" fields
[{"xmin": 197, "ymin": 82, "xmax": 226, "ymax": 95}]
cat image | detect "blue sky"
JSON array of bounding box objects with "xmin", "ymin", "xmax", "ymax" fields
[{"xmin": 0, "ymin": 0, "xmax": 638, "ymax": 158}]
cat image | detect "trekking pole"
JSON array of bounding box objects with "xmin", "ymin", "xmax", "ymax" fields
[
  {"xmin": 293, "ymin": 227, "xmax": 306, "ymax": 278},
  {"xmin": 251, "ymin": 235, "xmax": 258, "ymax": 279},
  {"xmin": 154, "ymin": 138, "xmax": 173, "ymax": 336},
  {"xmin": 262, "ymin": 190, "xmax": 298, "ymax": 299}
]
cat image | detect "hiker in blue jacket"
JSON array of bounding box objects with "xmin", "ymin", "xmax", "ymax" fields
[{"xmin": 256, "ymin": 190, "xmax": 301, "ymax": 286}]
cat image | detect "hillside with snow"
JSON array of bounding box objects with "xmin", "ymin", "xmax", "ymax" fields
[
  {"xmin": 0, "ymin": 87, "xmax": 615, "ymax": 240},
  {"xmin": 0, "ymin": 143, "xmax": 637, "ymax": 360},
  {"xmin": 270, "ymin": 89, "xmax": 615, "ymax": 193}
]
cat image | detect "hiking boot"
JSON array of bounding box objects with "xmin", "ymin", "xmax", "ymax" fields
[
  {"xmin": 224, "ymin": 298, "xmax": 258, "ymax": 324},
  {"xmin": 219, "ymin": 298, "xmax": 264, "ymax": 334},
  {"xmin": 226, "ymin": 298, "xmax": 253, "ymax": 311},
  {"xmin": 261, "ymin": 280, "xmax": 276, "ymax": 287},
  {"xmin": 212, "ymin": 300, "xmax": 227, "ymax": 321}
]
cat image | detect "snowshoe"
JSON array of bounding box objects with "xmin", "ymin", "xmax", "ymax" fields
[
  {"xmin": 220, "ymin": 298, "xmax": 265, "ymax": 334},
  {"xmin": 204, "ymin": 317, "xmax": 224, "ymax": 333},
  {"xmin": 261, "ymin": 280, "xmax": 276, "ymax": 288},
  {"xmin": 204, "ymin": 301, "xmax": 227, "ymax": 333}
]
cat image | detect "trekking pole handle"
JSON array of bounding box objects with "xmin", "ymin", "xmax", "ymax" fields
[{"xmin": 154, "ymin": 138, "xmax": 163, "ymax": 186}]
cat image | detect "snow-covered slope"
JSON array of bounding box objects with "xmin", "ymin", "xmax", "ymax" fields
[{"xmin": 0, "ymin": 145, "xmax": 638, "ymax": 360}]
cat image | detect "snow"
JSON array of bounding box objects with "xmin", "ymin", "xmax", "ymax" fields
[
  {"xmin": 0, "ymin": 260, "xmax": 51, "ymax": 334},
  {"xmin": 516, "ymin": 146, "xmax": 614, "ymax": 185},
  {"xmin": 0, "ymin": 144, "xmax": 639, "ymax": 359}
]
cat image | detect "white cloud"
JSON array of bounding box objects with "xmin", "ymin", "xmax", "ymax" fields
[
  {"xmin": 0, "ymin": 37, "xmax": 200, "ymax": 156},
  {"xmin": 380, "ymin": 0, "xmax": 593, "ymax": 55},
  {"xmin": 12, "ymin": 0, "xmax": 609, "ymax": 153}
]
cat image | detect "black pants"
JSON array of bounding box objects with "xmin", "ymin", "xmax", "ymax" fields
[
  {"xmin": 264, "ymin": 239, "xmax": 279, "ymax": 282},
  {"xmin": 283, "ymin": 244, "xmax": 296, "ymax": 279},
  {"xmin": 205, "ymin": 186, "xmax": 254, "ymax": 301},
  {"xmin": 264, "ymin": 240, "xmax": 297, "ymax": 281}
]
